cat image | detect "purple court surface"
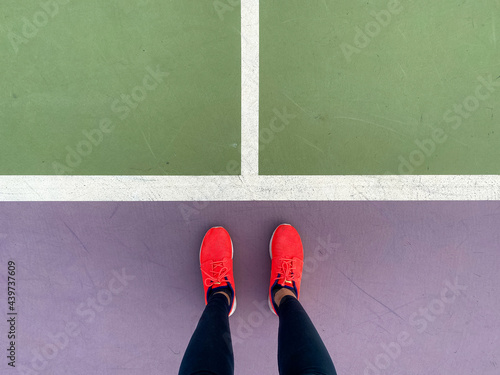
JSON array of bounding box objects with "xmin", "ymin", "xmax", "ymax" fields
[{"xmin": 0, "ymin": 201, "xmax": 499, "ymax": 374}]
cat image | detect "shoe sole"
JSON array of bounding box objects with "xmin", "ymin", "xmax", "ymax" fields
[
  {"xmin": 268, "ymin": 223, "xmax": 292, "ymax": 316},
  {"xmin": 199, "ymin": 226, "xmax": 237, "ymax": 317}
]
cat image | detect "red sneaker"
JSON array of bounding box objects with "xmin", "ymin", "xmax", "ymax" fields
[
  {"xmin": 200, "ymin": 226, "xmax": 236, "ymax": 316},
  {"xmin": 268, "ymin": 223, "xmax": 304, "ymax": 315}
]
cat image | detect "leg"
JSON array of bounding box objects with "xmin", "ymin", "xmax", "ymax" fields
[
  {"xmin": 276, "ymin": 294, "xmax": 336, "ymax": 375},
  {"xmin": 179, "ymin": 226, "xmax": 236, "ymax": 375},
  {"xmin": 268, "ymin": 224, "xmax": 336, "ymax": 375},
  {"xmin": 179, "ymin": 292, "xmax": 234, "ymax": 375}
]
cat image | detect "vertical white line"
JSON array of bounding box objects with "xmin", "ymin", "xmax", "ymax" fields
[{"xmin": 240, "ymin": 0, "xmax": 259, "ymax": 176}]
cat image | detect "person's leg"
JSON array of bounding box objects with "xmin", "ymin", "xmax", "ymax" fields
[
  {"xmin": 179, "ymin": 291, "xmax": 234, "ymax": 375},
  {"xmin": 268, "ymin": 224, "xmax": 336, "ymax": 375},
  {"xmin": 179, "ymin": 226, "xmax": 237, "ymax": 375},
  {"xmin": 275, "ymin": 291, "xmax": 336, "ymax": 375}
]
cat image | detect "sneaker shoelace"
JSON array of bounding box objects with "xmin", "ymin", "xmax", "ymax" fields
[
  {"xmin": 202, "ymin": 260, "xmax": 230, "ymax": 287},
  {"xmin": 277, "ymin": 258, "xmax": 297, "ymax": 286}
]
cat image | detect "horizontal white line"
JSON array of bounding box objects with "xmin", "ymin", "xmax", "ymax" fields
[{"xmin": 1, "ymin": 176, "xmax": 499, "ymax": 201}]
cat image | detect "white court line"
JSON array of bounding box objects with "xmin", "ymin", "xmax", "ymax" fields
[
  {"xmin": 1, "ymin": 176, "xmax": 500, "ymax": 201},
  {"xmin": 241, "ymin": 0, "xmax": 259, "ymax": 176},
  {"xmin": 0, "ymin": 1, "xmax": 498, "ymax": 202}
]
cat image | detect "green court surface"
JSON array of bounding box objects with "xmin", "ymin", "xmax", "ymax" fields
[
  {"xmin": 260, "ymin": 0, "xmax": 500, "ymax": 175},
  {"xmin": 1, "ymin": 1, "xmax": 240, "ymax": 175}
]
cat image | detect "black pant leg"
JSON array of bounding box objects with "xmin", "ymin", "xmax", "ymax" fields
[
  {"xmin": 179, "ymin": 293, "xmax": 233, "ymax": 375},
  {"xmin": 277, "ymin": 296, "xmax": 337, "ymax": 375}
]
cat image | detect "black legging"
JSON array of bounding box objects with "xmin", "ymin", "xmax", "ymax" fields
[{"xmin": 179, "ymin": 293, "xmax": 337, "ymax": 375}]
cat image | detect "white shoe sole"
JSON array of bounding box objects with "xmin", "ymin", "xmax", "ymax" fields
[{"xmin": 200, "ymin": 227, "xmax": 237, "ymax": 316}]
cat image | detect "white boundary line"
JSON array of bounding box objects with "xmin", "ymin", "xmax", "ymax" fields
[
  {"xmin": 241, "ymin": 0, "xmax": 259, "ymax": 176},
  {"xmin": 0, "ymin": 176, "xmax": 499, "ymax": 201},
  {"xmin": 1, "ymin": 2, "xmax": 498, "ymax": 202}
]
